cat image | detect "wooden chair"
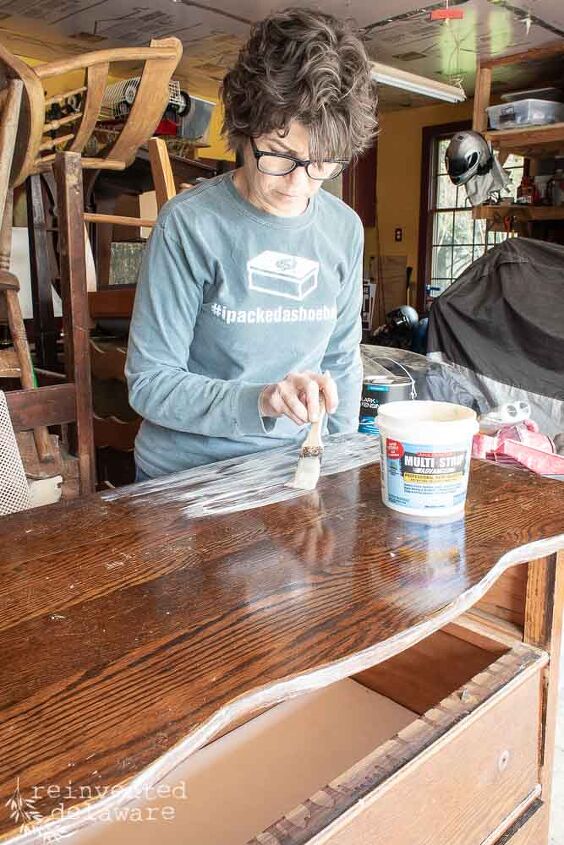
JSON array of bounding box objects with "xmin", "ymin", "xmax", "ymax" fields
[
  {"xmin": 0, "ymin": 79, "xmax": 56, "ymax": 463},
  {"xmin": 5, "ymin": 152, "xmax": 96, "ymax": 495},
  {"xmin": 87, "ymin": 137, "xmax": 177, "ymax": 486},
  {"xmin": 86, "ymin": 135, "xmax": 184, "ymax": 325},
  {"xmin": 0, "ymin": 38, "xmax": 181, "ymax": 469},
  {"xmin": 85, "ymin": 137, "xmax": 208, "ymax": 486},
  {"xmin": 0, "ymin": 37, "xmax": 182, "ymax": 187}
]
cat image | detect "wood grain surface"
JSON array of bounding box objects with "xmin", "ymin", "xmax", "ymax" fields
[{"xmin": 0, "ymin": 437, "xmax": 563, "ymax": 841}]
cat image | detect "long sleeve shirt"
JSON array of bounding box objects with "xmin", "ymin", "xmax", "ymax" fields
[{"xmin": 126, "ymin": 172, "xmax": 363, "ymax": 478}]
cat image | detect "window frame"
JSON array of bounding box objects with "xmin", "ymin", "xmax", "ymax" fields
[
  {"xmin": 416, "ymin": 120, "xmax": 470, "ymax": 312},
  {"xmin": 342, "ymin": 140, "xmax": 378, "ymax": 227}
]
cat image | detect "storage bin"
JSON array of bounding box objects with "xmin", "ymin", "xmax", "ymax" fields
[
  {"xmin": 487, "ymin": 98, "xmax": 564, "ymax": 130},
  {"xmin": 178, "ymin": 95, "xmax": 215, "ymax": 144}
]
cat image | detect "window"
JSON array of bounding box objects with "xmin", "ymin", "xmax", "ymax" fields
[{"xmin": 423, "ymin": 128, "xmax": 524, "ymax": 302}]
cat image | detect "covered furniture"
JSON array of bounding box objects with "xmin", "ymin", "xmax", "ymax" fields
[{"xmin": 427, "ymin": 238, "xmax": 564, "ymax": 436}]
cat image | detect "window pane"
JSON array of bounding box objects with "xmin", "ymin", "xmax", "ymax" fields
[
  {"xmin": 452, "ymin": 245, "xmax": 474, "ymax": 279},
  {"xmin": 436, "ymin": 174, "xmax": 458, "ymax": 209},
  {"xmin": 431, "ymin": 245, "xmax": 452, "ymax": 279},
  {"xmin": 472, "ymin": 244, "xmax": 484, "ymax": 263},
  {"xmin": 492, "ymin": 230, "xmax": 511, "ymax": 246},
  {"xmin": 453, "ymin": 209, "xmax": 474, "ymax": 243},
  {"xmin": 474, "ymin": 218, "xmax": 486, "ymax": 245},
  {"xmin": 428, "ymin": 279, "xmax": 450, "ymax": 298},
  {"xmin": 504, "ymin": 154, "xmax": 523, "ymax": 169},
  {"xmin": 455, "ymin": 184, "xmax": 470, "ymax": 209},
  {"xmin": 437, "ymin": 139, "xmax": 450, "ymax": 175},
  {"xmin": 432, "ymin": 211, "xmax": 454, "ymax": 245},
  {"xmin": 505, "ymin": 167, "xmax": 523, "ymax": 201}
]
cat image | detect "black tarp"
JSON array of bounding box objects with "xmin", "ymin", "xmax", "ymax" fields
[{"xmin": 427, "ymin": 238, "xmax": 564, "ymax": 402}]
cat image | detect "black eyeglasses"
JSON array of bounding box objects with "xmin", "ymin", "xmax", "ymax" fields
[{"xmin": 250, "ymin": 138, "xmax": 347, "ymax": 181}]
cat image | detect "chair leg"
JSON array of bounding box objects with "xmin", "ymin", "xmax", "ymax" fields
[{"xmin": 0, "ymin": 190, "xmax": 56, "ymax": 462}]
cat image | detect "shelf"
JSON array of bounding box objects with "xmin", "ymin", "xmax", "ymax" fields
[
  {"xmin": 473, "ymin": 205, "xmax": 564, "ymax": 221},
  {"xmin": 486, "ymin": 122, "xmax": 564, "ymax": 158}
]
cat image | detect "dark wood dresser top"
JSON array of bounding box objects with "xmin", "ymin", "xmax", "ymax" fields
[{"xmin": 1, "ymin": 435, "xmax": 563, "ymax": 840}]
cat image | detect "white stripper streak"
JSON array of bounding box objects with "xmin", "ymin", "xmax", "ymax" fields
[{"xmin": 102, "ymin": 434, "xmax": 381, "ymax": 517}]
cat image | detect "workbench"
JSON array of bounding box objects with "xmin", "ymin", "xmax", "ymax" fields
[{"xmin": 1, "ymin": 434, "xmax": 563, "ymax": 845}]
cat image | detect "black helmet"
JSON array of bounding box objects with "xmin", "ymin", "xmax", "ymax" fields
[
  {"xmin": 387, "ymin": 305, "xmax": 419, "ymax": 331},
  {"xmin": 445, "ymin": 131, "xmax": 493, "ymax": 186}
]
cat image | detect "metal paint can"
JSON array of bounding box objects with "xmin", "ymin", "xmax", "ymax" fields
[{"xmin": 358, "ymin": 375, "xmax": 413, "ymax": 436}]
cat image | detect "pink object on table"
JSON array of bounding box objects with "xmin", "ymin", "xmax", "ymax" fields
[{"xmin": 473, "ymin": 422, "xmax": 564, "ymax": 476}]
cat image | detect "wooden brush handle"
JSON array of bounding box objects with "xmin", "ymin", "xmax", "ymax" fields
[{"xmin": 303, "ymin": 396, "xmax": 326, "ymax": 450}]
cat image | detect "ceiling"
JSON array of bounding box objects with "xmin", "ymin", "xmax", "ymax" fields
[{"xmin": 0, "ymin": 0, "xmax": 563, "ymax": 106}]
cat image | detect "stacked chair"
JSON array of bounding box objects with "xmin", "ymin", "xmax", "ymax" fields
[{"xmin": 0, "ymin": 37, "xmax": 182, "ymax": 501}]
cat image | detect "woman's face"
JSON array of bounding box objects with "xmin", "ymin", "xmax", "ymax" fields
[{"xmin": 238, "ymin": 121, "xmax": 326, "ymax": 217}]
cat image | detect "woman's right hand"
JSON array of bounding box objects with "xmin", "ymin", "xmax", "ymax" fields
[{"xmin": 259, "ymin": 371, "xmax": 338, "ymax": 426}]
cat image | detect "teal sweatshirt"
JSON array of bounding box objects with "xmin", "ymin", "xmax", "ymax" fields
[{"xmin": 126, "ymin": 172, "xmax": 363, "ymax": 478}]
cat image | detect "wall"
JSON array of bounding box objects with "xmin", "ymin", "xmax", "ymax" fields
[
  {"xmin": 205, "ymin": 102, "xmax": 233, "ymax": 162},
  {"xmin": 366, "ymin": 98, "xmax": 474, "ymax": 288}
]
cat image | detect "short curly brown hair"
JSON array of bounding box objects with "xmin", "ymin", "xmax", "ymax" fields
[{"xmin": 221, "ymin": 7, "xmax": 377, "ymax": 162}]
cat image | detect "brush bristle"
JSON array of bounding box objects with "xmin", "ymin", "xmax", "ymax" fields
[{"xmin": 287, "ymin": 455, "xmax": 322, "ymax": 491}]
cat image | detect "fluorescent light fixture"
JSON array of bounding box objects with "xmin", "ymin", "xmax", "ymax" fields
[{"xmin": 370, "ymin": 61, "xmax": 466, "ymax": 103}]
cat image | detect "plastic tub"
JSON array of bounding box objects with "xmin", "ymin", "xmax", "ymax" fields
[
  {"xmin": 378, "ymin": 401, "xmax": 478, "ymax": 518},
  {"xmin": 178, "ymin": 95, "xmax": 215, "ymax": 144},
  {"xmin": 487, "ymin": 99, "xmax": 564, "ymax": 130}
]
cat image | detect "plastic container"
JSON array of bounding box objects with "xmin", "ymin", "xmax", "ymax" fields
[
  {"xmin": 358, "ymin": 375, "xmax": 412, "ymax": 436},
  {"xmin": 487, "ymin": 99, "xmax": 564, "ymax": 130},
  {"xmin": 501, "ymin": 87, "xmax": 564, "ymax": 104},
  {"xmin": 378, "ymin": 401, "xmax": 478, "ymax": 518},
  {"xmin": 178, "ymin": 95, "xmax": 215, "ymax": 145}
]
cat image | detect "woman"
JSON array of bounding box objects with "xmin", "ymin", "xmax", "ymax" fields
[{"xmin": 126, "ymin": 7, "xmax": 377, "ymax": 479}]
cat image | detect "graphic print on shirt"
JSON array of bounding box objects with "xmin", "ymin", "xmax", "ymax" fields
[{"xmin": 247, "ymin": 250, "xmax": 319, "ymax": 301}]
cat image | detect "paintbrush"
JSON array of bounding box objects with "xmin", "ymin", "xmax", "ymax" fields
[{"xmin": 288, "ymin": 397, "xmax": 326, "ymax": 491}]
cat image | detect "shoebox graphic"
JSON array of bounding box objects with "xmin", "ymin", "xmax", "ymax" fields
[{"xmin": 247, "ymin": 251, "xmax": 319, "ymax": 301}]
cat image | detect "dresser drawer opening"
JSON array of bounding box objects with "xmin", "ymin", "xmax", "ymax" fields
[{"xmin": 63, "ymin": 627, "xmax": 543, "ymax": 845}]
